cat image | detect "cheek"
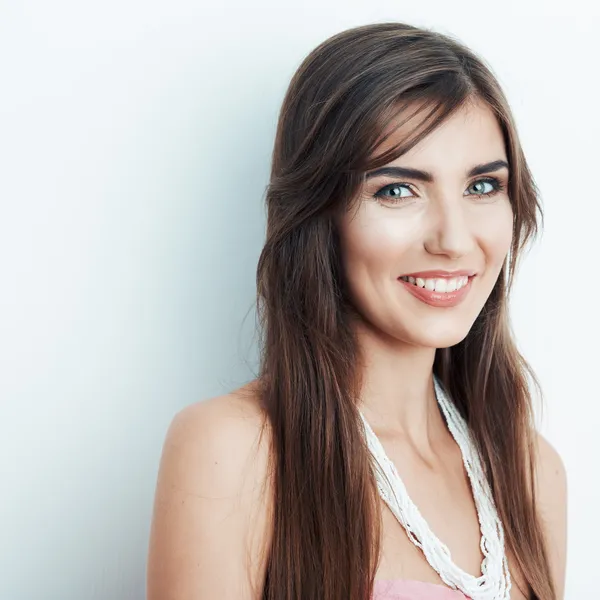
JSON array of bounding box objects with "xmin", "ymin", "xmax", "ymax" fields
[
  {"xmin": 476, "ymin": 203, "xmax": 513, "ymax": 266},
  {"xmin": 339, "ymin": 211, "xmax": 416, "ymax": 274}
]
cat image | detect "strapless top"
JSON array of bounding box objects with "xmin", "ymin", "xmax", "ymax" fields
[{"xmin": 373, "ymin": 579, "xmax": 472, "ymax": 600}]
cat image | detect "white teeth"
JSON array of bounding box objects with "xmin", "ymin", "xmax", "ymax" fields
[
  {"xmin": 400, "ymin": 275, "xmax": 470, "ymax": 293},
  {"xmin": 434, "ymin": 278, "xmax": 448, "ymax": 293}
]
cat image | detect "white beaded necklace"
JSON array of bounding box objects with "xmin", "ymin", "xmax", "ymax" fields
[{"xmin": 359, "ymin": 374, "xmax": 511, "ymax": 600}]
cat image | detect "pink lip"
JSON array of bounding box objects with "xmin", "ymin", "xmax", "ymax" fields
[{"xmin": 398, "ymin": 275, "xmax": 475, "ymax": 308}]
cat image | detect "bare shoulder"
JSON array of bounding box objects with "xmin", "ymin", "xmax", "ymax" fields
[
  {"xmin": 532, "ymin": 430, "xmax": 568, "ymax": 599},
  {"xmin": 165, "ymin": 379, "xmax": 271, "ymax": 490},
  {"xmin": 164, "ymin": 379, "xmax": 272, "ymax": 500},
  {"xmin": 146, "ymin": 379, "xmax": 274, "ymax": 600}
]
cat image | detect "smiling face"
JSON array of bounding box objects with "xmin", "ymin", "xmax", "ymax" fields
[{"xmin": 336, "ymin": 99, "xmax": 513, "ymax": 349}]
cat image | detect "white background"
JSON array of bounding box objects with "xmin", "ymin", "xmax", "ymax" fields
[{"xmin": 0, "ymin": 1, "xmax": 597, "ymax": 598}]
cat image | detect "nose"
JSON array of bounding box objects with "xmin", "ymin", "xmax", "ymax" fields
[{"xmin": 423, "ymin": 197, "xmax": 476, "ymax": 260}]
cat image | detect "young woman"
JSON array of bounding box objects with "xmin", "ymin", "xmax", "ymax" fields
[{"xmin": 146, "ymin": 22, "xmax": 567, "ymax": 600}]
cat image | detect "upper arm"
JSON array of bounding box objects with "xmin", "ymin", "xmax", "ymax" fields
[
  {"xmin": 146, "ymin": 391, "xmax": 273, "ymax": 600},
  {"xmin": 533, "ymin": 431, "xmax": 568, "ymax": 600}
]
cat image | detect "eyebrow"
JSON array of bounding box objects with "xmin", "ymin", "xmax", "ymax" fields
[{"xmin": 364, "ymin": 159, "xmax": 509, "ymax": 182}]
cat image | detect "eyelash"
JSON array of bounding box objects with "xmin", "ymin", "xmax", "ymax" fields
[{"xmin": 373, "ymin": 177, "xmax": 507, "ymax": 205}]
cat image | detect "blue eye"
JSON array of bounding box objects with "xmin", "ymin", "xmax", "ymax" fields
[
  {"xmin": 373, "ymin": 183, "xmax": 415, "ymax": 202},
  {"xmin": 467, "ymin": 177, "xmax": 505, "ymax": 199}
]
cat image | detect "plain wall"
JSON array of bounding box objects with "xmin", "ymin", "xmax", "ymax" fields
[{"xmin": 1, "ymin": 2, "xmax": 598, "ymax": 598}]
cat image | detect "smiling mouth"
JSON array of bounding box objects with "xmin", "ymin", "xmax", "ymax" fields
[
  {"xmin": 399, "ymin": 274, "xmax": 472, "ymax": 294},
  {"xmin": 397, "ymin": 274, "xmax": 476, "ymax": 308}
]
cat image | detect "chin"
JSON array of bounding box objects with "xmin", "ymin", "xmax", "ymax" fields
[
  {"xmin": 412, "ymin": 330, "xmax": 470, "ymax": 349},
  {"xmin": 393, "ymin": 318, "xmax": 474, "ymax": 349}
]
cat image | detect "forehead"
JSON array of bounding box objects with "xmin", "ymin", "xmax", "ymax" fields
[{"xmin": 375, "ymin": 99, "xmax": 507, "ymax": 173}]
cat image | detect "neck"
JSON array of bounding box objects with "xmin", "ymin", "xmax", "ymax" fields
[{"xmin": 354, "ymin": 319, "xmax": 449, "ymax": 453}]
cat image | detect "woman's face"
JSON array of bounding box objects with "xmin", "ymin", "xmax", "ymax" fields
[{"xmin": 336, "ymin": 99, "xmax": 513, "ymax": 349}]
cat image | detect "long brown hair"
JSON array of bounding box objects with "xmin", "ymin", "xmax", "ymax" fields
[{"xmin": 255, "ymin": 22, "xmax": 553, "ymax": 600}]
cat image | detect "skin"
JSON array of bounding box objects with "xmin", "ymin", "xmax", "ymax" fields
[{"xmin": 146, "ymin": 99, "xmax": 567, "ymax": 600}]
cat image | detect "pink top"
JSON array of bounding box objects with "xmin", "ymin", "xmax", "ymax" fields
[{"xmin": 373, "ymin": 579, "xmax": 473, "ymax": 600}]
